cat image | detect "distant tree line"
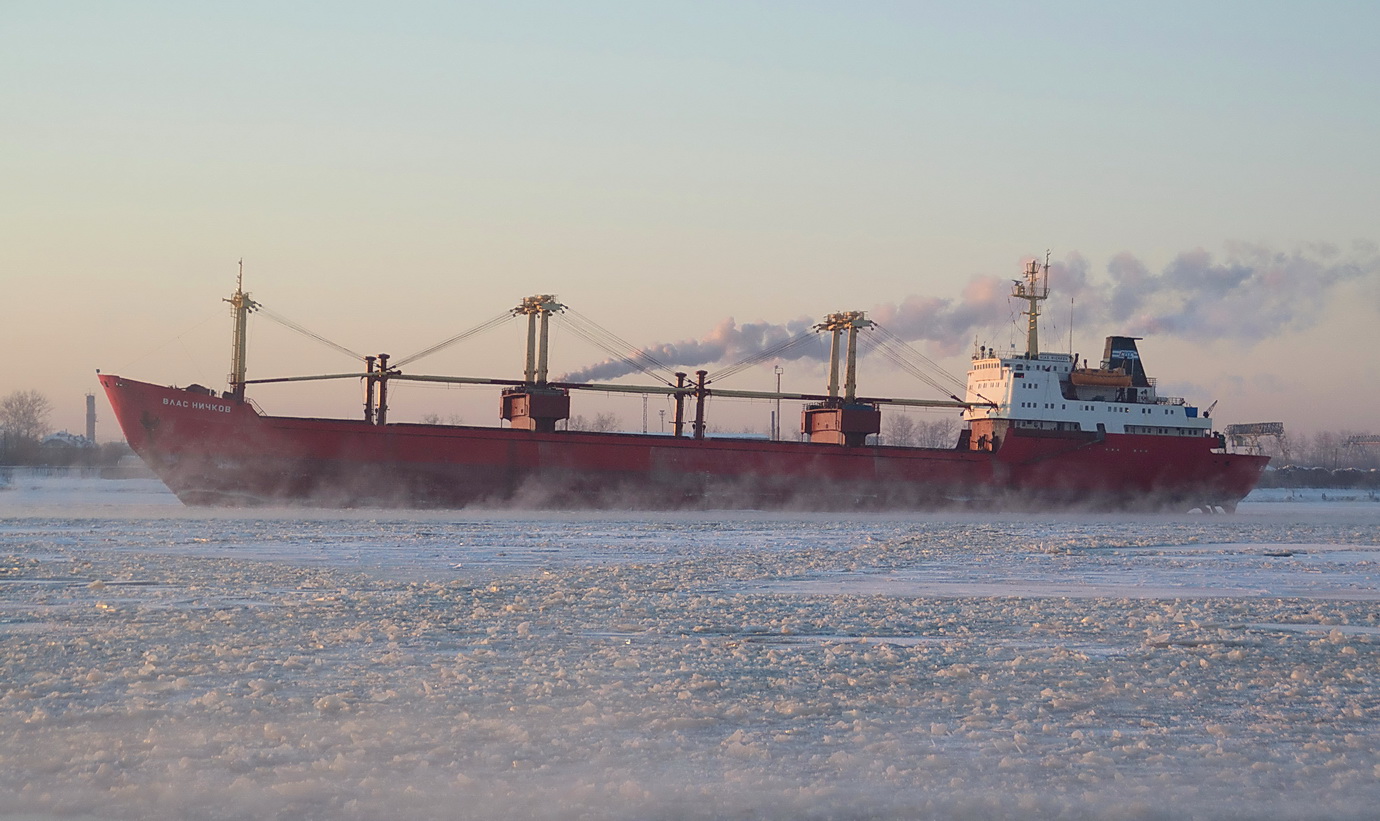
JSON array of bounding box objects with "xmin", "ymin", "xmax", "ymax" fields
[
  {"xmin": 1, "ymin": 390, "xmax": 54, "ymax": 465},
  {"xmin": 566, "ymin": 412, "xmax": 622, "ymax": 432},
  {"xmin": 0, "ymin": 389, "xmax": 127, "ymax": 467},
  {"xmin": 1236, "ymin": 428, "xmax": 1380, "ymax": 487},
  {"xmin": 1274, "ymin": 430, "xmax": 1380, "ymax": 471},
  {"xmin": 881, "ymin": 414, "xmax": 960, "ymax": 448},
  {"xmin": 1214, "ymin": 430, "xmax": 1374, "ymax": 488}
]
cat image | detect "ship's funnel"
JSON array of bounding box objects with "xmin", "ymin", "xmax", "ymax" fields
[{"xmin": 1102, "ymin": 336, "xmax": 1150, "ymax": 388}]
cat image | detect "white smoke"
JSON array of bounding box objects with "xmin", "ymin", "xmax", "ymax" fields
[
  {"xmin": 560, "ymin": 316, "xmax": 823, "ymax": 383},
  {"xmin": 1056, "ymin": 242, "xmax": 1379, "ymax": 343},
  {"xmin": 558, "ymin": 243, "xmax": 1380, "ymax": 383}
]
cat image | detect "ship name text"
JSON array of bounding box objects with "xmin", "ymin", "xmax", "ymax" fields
[{"xmin": 163, "ymin": 397, "xmax": 233, "ymax": 413}]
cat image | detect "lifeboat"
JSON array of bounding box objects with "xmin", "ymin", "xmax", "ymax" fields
[{"xmin": 1070, "ymin": 368, "xmax": 1132, "ymax": 388}]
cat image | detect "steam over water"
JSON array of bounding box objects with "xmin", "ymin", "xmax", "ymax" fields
[
  {"xmin": 2, "ymin": 476, "xmax": 1379, "ymax": 820},
  {"xmin": 559, "ymin": 243, "xmax": 1380, "ymax": 381}
]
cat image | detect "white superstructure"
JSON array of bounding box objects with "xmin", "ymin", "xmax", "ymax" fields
[{"xmin": 960, "ymin": 257, "xmax": 1213, "ymax": 446}]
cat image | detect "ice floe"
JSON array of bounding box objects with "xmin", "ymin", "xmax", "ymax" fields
[{"xmin": 1, "ymin": 478, "xmax": 1377, "ymax": 819}]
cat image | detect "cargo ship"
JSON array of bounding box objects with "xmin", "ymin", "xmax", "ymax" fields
[{"xmin": 99, "ymin": 258, "xmax": 1269, "ymax": 511}]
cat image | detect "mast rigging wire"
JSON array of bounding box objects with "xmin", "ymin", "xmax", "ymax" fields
[
  {"xmin": 115, "ymin": 307, "xmax": 222, "ymax": 374},
  {"xmin": 705, "ymin": 328, "xmax": 820, "ymax": 384},
  {"xmin": 857, "ymin": 334, "xmax": 955, "ymax": 400},
  {"xmin": 557, "ymin": 308, "xmax": 679, "ymax": 386},
  {"xmin": 565, "ymin": 308, "xmax": 676, "ymax": 376},
  {"xmin": 557, "ymin": 321, "xmax": 675, "ymax": 386},
  {"xmin": 856, "ymin": 324, "xmax": 973, "ymax": 403},
  {"xmin": 869, "ymin": 325, "xmax": 969, "ymax": 394},
  {"xmin": 392, "ymin": 312, "xmax": 514, "ymax": 368},
  {"xmin": 256, "ymin": 305, "xmax": 365, "ymax": 362}
]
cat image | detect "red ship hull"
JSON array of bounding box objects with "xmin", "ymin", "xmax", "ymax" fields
[{"xmin": 100, "ymin": 375, "xmax": 1269, "ymax": 511}]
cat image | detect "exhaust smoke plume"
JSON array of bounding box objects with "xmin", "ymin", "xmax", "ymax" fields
[
  {"xmin": 1060, "ymin": 242, "xmax": 1379, "ymax": 343},
  {"xmin": 561, "ymin": 316, "xmax": 823, "ymax": 383},
  {"xmin": 559, "ymin": 243, "xmax": 1379, "ymax": 383}
]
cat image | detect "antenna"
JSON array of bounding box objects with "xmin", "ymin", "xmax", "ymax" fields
[{"xmin": 1069, "ymin": 296, "xmax": 1074, "ymax": 355}]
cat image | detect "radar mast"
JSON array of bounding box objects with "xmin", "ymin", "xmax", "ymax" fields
[
  {"xmin": 225, "ymin": 259, "xmax": 259, "ymax": 401},
  {"xmin": 1012, "ymin": 251, "xmax": 1050, "ymax": 358}
]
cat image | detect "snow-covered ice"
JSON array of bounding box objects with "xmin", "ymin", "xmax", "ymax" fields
[{"xmin": 2, "ymin": 477, "xmax": 1378, "ymax": 820}]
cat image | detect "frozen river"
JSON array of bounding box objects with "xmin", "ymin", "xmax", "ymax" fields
[{"xmin": 2, "ymin": 477, "xmax": 1378, "ymax": 820}]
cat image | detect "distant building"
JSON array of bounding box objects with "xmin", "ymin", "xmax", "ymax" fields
[{"xmin": 42, "ymin": 431, "xmax": 97, "ymax": 449}]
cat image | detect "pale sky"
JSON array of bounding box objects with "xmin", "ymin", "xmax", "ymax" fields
[{"xmin": 4, "ymin": 1, "xmax": 1379, "ymax": 440}]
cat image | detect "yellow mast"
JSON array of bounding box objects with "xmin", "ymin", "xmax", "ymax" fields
[
  {"xmin": 816, "ymin": 311, "xmax": 873, "ymax": 402},
  {"xmin": 225, "ymin": 260, "xmax": 259, "ymax": 401},
  {"xmin": 513, "ymin": 295, "xmax": 564, "ymax": 385}
]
